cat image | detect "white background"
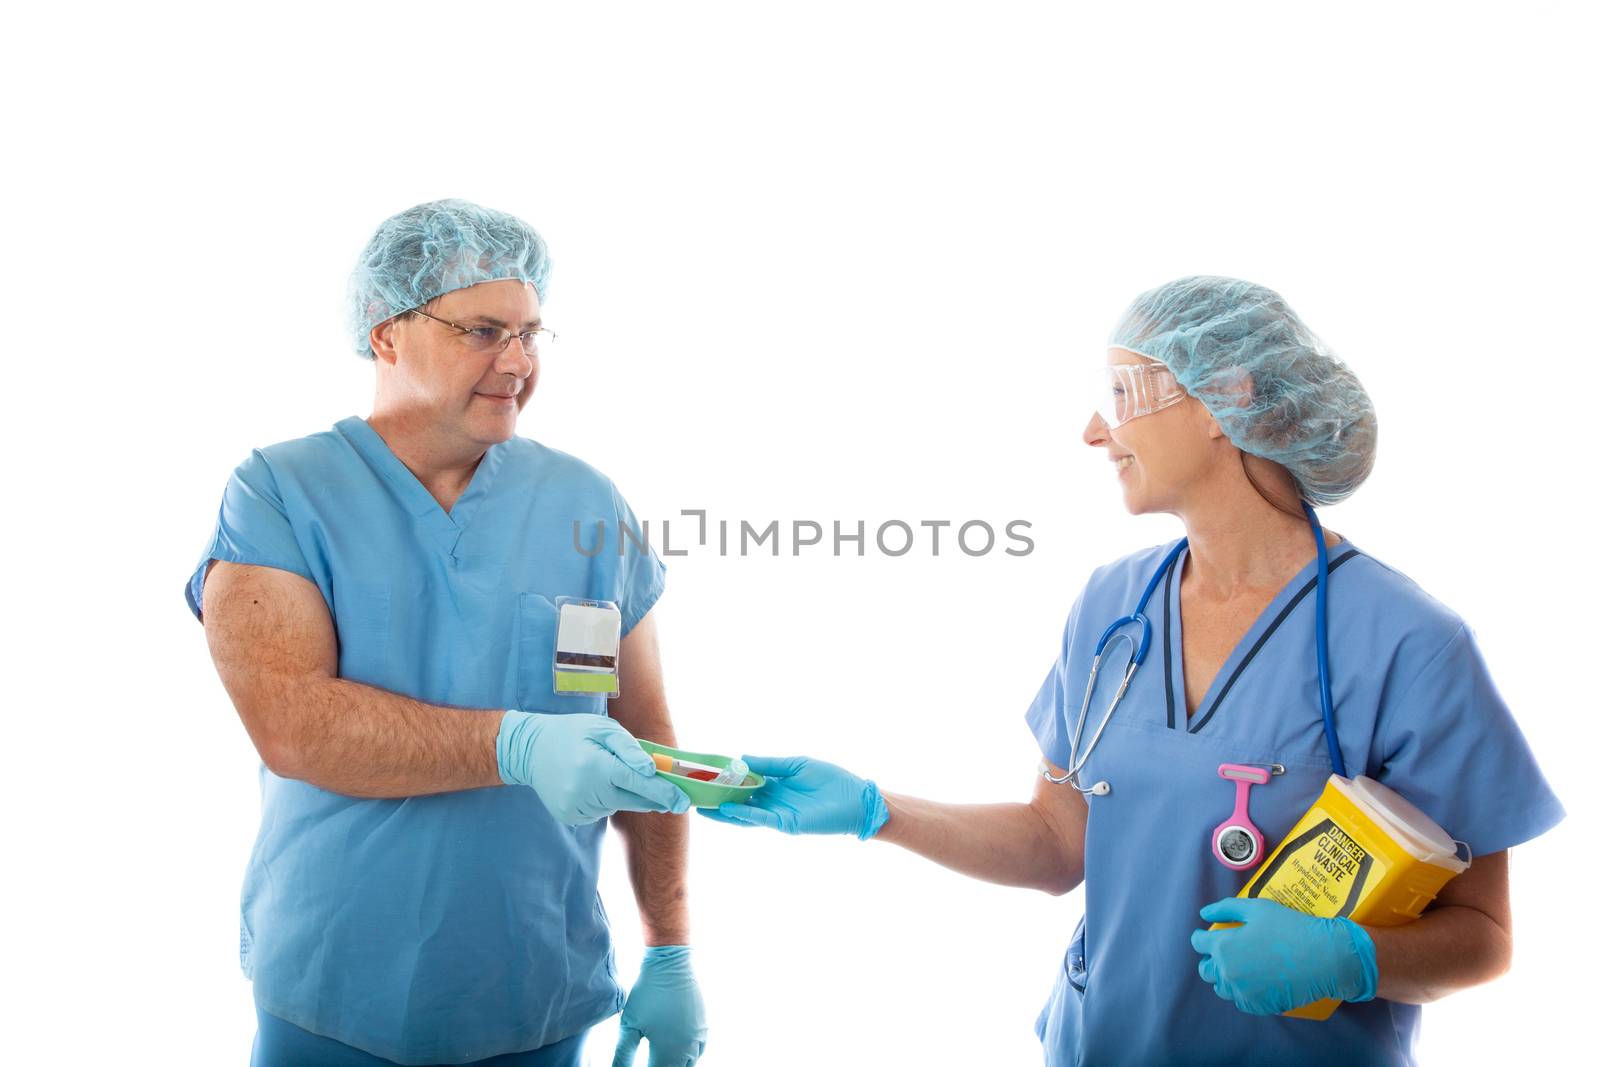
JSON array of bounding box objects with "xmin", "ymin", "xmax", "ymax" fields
[{"xmin": 6, "ymin": 2, "xmax": 1596, "ymax": 1063}]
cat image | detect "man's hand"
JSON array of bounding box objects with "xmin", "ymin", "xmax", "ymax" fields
[
  {"xmin": 496, "ymin": 711, "xmax": 690, "ymax": 824},
  {"xmin": 613, "ymin": 946, "xmax": 706, "ymax": 1067}
]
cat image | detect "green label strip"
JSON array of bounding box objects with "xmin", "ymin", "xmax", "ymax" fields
[{"xmin": 555, "ymin": 670, "xmax": 619, "ymax": 694}]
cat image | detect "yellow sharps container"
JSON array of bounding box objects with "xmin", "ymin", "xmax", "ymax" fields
[{"xmin": 1223, "ymin": 774, "xmax": 1470, "ymax": 1020}]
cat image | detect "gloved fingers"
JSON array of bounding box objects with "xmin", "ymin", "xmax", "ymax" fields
[
  {"xmin": 1196, "ymin": 954, "xmax": 1219, "ymax": 985},
  {"xmin": 1206, "ymin": 974, "xmax": 1245, "ymax": 1009},
  {"xmin": 645, "ymin": 1040, "xmax": 704, "ymax": 1067},
  {"xmin": 694, "ymin": 807, "xmax": 749, "ymax": 826},
  {"xmin": 612, "ymin": 1025, "xmax": 644, "ymax": 1067},
  {"xmin": 595, "ymin": 729, "xmax": 692, "ymax": 813},
  {"xmin": 1238, "ymin": 996, "xmax": 1279, "ymax": 1016},
  {"xmin": 710, "ymin": 802, "xmax": 784, "ymax": 830},
  {"xmin": 1198, "ymin": 896, "xmax": 1268, "ymax": 925},
  {"xmin": 605, "ymin": 793, "xmax": 681, "ymax": 816},
  {"xmin": 589, "ymin": 722, "xmax": 659, "ymax": 776},
  {"xmin": 739, "ymin": 755, "xmax": 811, "ymax": 779},
  {"xmin": 606, "ymin": 764, "xmax": 692, "ymax": 814},
  {"xmin": 1189, "ymin": 928, "xmax": 1219, "ymax": 956}
]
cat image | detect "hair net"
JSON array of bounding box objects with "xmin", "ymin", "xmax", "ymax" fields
[
  {"xmin": 346, "ymin": 198, "xmax": 552, "ymax": 360},
  {"xmin": 1108, "ymin": 276, "xmax": 1377, "ymax": 506}
]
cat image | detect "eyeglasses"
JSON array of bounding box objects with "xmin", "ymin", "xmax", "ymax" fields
[
  {"xmin": 1093, "ymin": 362, "xmax": 1186, "ymax": 427},
  {"xmin": 406, "ymin": 307, "xmax": 557, "ymax": 356}
]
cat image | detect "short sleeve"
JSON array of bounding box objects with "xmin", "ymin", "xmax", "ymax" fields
[
  {"xmin": 1025, "ymin": 595, "xmax": 1085, "ymax": 770},
  {"xmin": 610, "ymin": 480, "xmax": 666, "ymax": 635},
  {"xmin": 1375, "ymin": 623, "xmax": 1565, "ymax": 857},
  {"xmin": 184, "ymin": 450, "xmax": 316, "ymax": 623}
]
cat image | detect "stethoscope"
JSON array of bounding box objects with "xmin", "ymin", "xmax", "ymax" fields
[{"xmin": 1042, "ymin": 502, "xmax": 1348, "ymax": 867}]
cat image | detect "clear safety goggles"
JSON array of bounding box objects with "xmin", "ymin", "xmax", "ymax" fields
[{"xmin": 1093, "ymin": 361, "xmax": 1186, "ymax": 427}]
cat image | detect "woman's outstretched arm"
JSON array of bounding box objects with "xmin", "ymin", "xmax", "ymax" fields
[{"xmin": 701, "ymin": 756, "xmax": 1087, "ymax": 895}]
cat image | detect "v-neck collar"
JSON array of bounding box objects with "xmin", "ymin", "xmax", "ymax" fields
[
  {"xmin": 336, "ymin": 416, "xmax": 508, "ymax": 558},
  {"xmin": 1162, "ymin": 540, "xmax": 1362, "ymax": 733}
]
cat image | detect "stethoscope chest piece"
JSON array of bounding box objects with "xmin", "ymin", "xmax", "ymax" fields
[{"xmin": 1211, "ymin": 763, "xmax": 1282, "ymax": 871}]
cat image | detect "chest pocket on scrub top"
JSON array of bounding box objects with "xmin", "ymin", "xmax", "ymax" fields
[{"xmin": 516, "ymin": 592, "xmax": 608, "ymax": 716}]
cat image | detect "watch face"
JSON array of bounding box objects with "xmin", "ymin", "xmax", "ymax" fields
[{"xmin": 1218, "ymin": 826, "xmax": 1258, "ymax": 863}]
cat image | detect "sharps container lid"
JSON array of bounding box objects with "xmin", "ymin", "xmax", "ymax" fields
[{"xmin": 1343, "ymin": 775, "xmax": 1469, "ymax": 872}]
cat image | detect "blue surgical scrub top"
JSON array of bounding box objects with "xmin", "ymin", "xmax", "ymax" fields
[
  {"xmin": 185, "ymin": 416, "xmax": 666, "ymax": 1065},
  {"xmin": 1025, "ymin": 539, "xmax": 1563, "ymax": 1067}
]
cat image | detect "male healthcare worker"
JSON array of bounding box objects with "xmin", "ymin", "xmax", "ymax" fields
[{"xmin": 186, "ymin": 200, "xmax": 706, "ymax": 1067}]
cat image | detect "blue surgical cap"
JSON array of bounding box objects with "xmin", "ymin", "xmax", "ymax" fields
[
  {"xmin": 1109, "ymin": 276, "xmax": 1377, "ymax": 506},
  {"xmin": 346, "ymin": 198, "xmax": 552, "ymax": 360}
]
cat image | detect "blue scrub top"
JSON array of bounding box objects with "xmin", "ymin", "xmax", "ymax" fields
[
  {"xmin": 185, "ymin": 417, "xmax": 666, "ymax": 1065},
  {"xmin": 1025, "ymin": 539, "xmax": 1563, "ymax": 1067}
]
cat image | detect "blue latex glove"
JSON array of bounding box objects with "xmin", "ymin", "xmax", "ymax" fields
[
  {"xmin": 1189, "ymin": 897, "xmax": 1379, "ymax": 1015},
  {"xmin": 696, "ymin": 755, "xmax": 889, "ymax": 840},
  {"xmin": 497, "ymin": 710, "xmax": 690, "ymax": 825},
  {"xmin": 612, "ymin": 946, "xmax": 707, "ymax": 1067}
]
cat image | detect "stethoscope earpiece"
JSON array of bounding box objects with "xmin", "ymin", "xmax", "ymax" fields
[{"xmin": 1089, "ymin": 781, "xmax": 1111, "ymax": 797}]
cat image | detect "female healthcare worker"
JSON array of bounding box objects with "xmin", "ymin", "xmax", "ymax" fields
[{"xmin": 702, "ymin": 276, "xmax": 1565, "ymax": 1066}]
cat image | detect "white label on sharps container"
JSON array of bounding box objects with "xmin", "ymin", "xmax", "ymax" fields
[{"xmin": 553, "ymin": 597, "xmax": 622, "ymax": 696}]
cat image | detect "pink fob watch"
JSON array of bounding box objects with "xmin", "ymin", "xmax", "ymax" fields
[{"xmin": 1211, "ymin": 763, "xmax": 1277, "ymax": 871}]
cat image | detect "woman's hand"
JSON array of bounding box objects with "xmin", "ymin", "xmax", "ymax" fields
[
  {"xmin": 1189, "ymin": 897, "xmax": 1378, "ymax": 1015},
  {"xmin": 697, "ymin": 755, "xmax": 890, "ymax": 840}
]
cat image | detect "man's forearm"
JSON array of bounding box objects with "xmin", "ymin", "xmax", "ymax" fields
[
  {"xmin": 603, "ymin": 612, "xmax": 691, "ymax": 944},
  {"xmin": 614, "ymin": 809, "xmax": 691, "ymax": 945},
  {"xmin": 264, "ymin": 677, "xmax": 504, "ymax": 798}
]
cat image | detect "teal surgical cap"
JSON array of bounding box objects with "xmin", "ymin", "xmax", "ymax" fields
[
  {"xmin": 1109, "ymin": 276, "xmax": 1377, "ymax": 506},
  {"xmin": 346, "ymin": 198, "xmax": 552, "ymax": 360}
]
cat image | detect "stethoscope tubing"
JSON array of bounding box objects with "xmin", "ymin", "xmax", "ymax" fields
[
  {"xmin": 1046, "ymin": 507, "xmax": 1346, "ymax": 791},
  {"xmin": 1303, "ymin": 501, "xmax": 1347, "ymax": 778},
  {"xmin": 1051, "ymin": 539, "xmax": 1189, "ymax": 790}
]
